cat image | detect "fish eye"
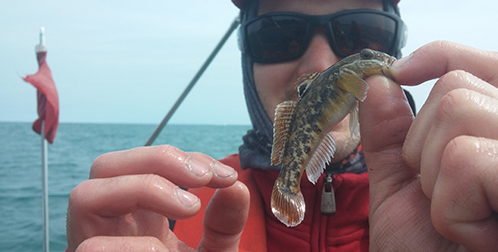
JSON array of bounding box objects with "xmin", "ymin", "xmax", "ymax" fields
[{"xmin": 360, "ymin": 49, "xmax": 374, "ymax": 59}]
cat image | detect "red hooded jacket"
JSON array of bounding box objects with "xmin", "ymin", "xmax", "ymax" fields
[{"xmin": 174, "ymin": 154, "xmax": 370, "ymax": 251}]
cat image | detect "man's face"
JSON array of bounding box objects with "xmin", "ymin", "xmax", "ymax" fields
[{"xmin": 253, "ymin": 0, "xmax": 383, "ymax": 161}]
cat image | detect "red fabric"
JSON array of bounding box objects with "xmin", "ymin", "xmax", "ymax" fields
[
  {"xmin": 252, "ymin": 169, "xmax": 369, "ymax": 252},
  {"xmin": 232, "ymin": 0, "xmax": 400, "ymax": 9},
  {"xmin": 174, "ymin": 154, "xmax": 370, "ymax": 251},
  {"xmin": 23, "ymin": 51, "xmax": 59, "ymax": 144}
]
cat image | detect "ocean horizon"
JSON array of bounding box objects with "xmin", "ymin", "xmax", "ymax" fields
[{"xmin": 0, "ymin": 122, "xmax": 251, "ymax": 251}]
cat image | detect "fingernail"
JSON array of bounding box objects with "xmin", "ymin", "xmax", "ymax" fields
[
  {"xmin": 212, "ymin": 161, "xmax": 236, "ymax": 178},
  {"xmin": 392, "ymin": 53, "xmax": 413, "ymax": 69},
  {"xmin": 185, "ymin": 155, "xmax": 210, "ymax": 177},
  {"xmin": 175, "ymin": 186, "xmax": 199, "ymax": 208}
]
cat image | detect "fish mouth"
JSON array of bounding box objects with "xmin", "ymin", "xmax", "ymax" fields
[
  {"xmin": 382, "ymin": 57, "xmax": 397, "ymax": 79},
  {"xmin": 386, "ymin": 56, "xmax": 396, "ymax": 66},
  {"xmin": 382, "ymin": 56, "xmax": 397, "ymax": 78}
]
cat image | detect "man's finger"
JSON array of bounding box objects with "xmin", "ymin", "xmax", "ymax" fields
[
  {"xmin": 419, "ymin": 88, "xmax": 498, "ymax": 197},
  {"xmin": 90, "ymin": 145, "xmax": 237, "ymax": 188},
  {"xmin": 75, "ymin": 236, "xmax": 172, "ymax": 252},
  {"xmin": 390, "ymin": 41, "xmax": 498, "ymax": 86},
  {"xmin": 359, "ymin": 75, "xmax": 415, "ymax": 209},
  {"xmin": 359, "ymin": 76, "xmax": 445, "ymax": 250},
  {"xmin": 69, "ymin": 174, "xmax": 200, "ymax": 220},
  {"xmin": 198, "ymin": 181, "xmax": 250, "ymax": 252},
  {"xmin": 431, "ymin": 136, "xmax": 498, "ymax": 252},
  {"xmin": 402, "ymin": 70, "xmax": 498, "ymax": 174},
  {"xmin": 67, "ymin": 175, "xmax": 200, "ymax": 250}
]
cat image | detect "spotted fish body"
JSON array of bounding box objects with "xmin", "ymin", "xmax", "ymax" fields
[{"xmin": 270, "ymin": 49, "xmax": 396, "ymax": 227}]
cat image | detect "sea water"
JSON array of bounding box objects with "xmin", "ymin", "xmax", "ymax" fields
[{"xmin": 0, "ymin": 122, "xmax": 250, "ymax": 251}]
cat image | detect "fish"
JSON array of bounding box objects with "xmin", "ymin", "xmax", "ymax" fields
[{"xmin": 270, "ymin": 49, "xmax": 396, "ymax": 227}]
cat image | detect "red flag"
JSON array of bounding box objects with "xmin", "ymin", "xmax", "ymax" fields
[{"xmin": 23, "ymin": 50, "xmax": 59, "ymax": 144}]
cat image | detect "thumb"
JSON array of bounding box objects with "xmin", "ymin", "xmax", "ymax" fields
[
  {"xmin": 359, "ymin": 76, "xmax": 415, "ymax": 210},
  {"xmin": 198, "ymin": 181, "xmax": 249, "ymax": 252}
]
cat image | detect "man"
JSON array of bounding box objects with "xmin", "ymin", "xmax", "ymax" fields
[{"xmin": 66, "ymin": 0, "xmax": 498, "ymax": 251}]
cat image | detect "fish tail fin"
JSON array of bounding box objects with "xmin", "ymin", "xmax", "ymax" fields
[{"xmin": 271, "ymin": 179, "xmax": 305, "ymax": 227}]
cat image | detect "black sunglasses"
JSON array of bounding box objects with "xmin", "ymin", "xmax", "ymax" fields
[{"xmin": 240, "ymin": 9, "xmax": 407, "ymax": 63}]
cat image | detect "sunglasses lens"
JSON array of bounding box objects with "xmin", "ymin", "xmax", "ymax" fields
[
  {"xmin": 330, "ymin": 13, "xmax": 396, "ymax": 56},
  {"xmin": 244, "ymin": 11, "xmax": 400, "ymax": 62},
  {"xmin": 246, "ymin": 16, "xmax": 308, "ymax": 62}
]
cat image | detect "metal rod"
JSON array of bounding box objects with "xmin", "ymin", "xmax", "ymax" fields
[
  {"xmin": 39, "ymin": 27, "xmax": 49, "ymax": 252},
  {"xmin": 41, "ymin": 121, "xmax": 49, "ymax": 252},
  {"xmin": 144, "ymin": 16, "xmax": 240, "ymax": 146}
]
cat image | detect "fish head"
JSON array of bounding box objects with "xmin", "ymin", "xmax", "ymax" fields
[{"xmin": 354, "ymin": 49, "xmax": 396, "ymax": 78}]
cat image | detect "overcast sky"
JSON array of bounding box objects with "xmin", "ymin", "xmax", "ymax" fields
[{"xmin": 1, "ymin": 0, "xmax": 497, "ymax": 125}]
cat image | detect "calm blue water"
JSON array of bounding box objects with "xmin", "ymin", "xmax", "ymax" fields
[{"xmin": 0, "ymin": 122, "xmax": 251, "ymax": 251}]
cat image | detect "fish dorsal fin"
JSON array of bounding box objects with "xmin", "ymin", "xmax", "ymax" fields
[
  {"xmin": 349, "ymin": 101, "xmax": 360, "ymax": 139},
  {"xmin": 337, "ymin": 72, "xmax": 369, "ymax": 102},
  {"xmin": 271, "ymin": 100, "xmax": 297, "ymax": 166},
  {"xmin": 295, "ymin": 72, "xmax": 320, "ymax": 98},
  {"xmin": 306, "ymin": 131, "xmax": 336, "ymax": 184}
]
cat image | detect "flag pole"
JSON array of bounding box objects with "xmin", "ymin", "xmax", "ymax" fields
[
  {"xmin": 23, "ymin": 25, "xmax": 58, "ymax": 251},
  {"xmin": 38, "ymin": 27, "xmax": 50, "ymax": 252},
  {"xmin": 144, "ymin": 16, "xmax": 240, "ymax": 146},
  {"xmin": 41, "ymin": 121, "xmax": 49, "ymax": 252}
]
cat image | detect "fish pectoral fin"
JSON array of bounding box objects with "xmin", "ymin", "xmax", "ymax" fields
[
  {"xmin": 295, "ymin": 72, "xmax": 320, "ymax": 98},
  {"xmin": 349, "ymin": 101, "xmax": 360, "ymax": 139},
  {"xmin": 271, "ymin": 101, "xmax": 297, "ymax": 166},
  {"xmin": 306, "ymin": 132, "xmax": 336, "ymax": 184},
  {"xmin": 337, "ymin": 73, "xmax": 369, "ymax": 102}
]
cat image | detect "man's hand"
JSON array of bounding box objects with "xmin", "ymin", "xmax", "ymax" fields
[
  {"xmin": 361, "ymin": 41, "xmax": 498, "ymax": 251},
  {"xmin": 66, "ymin": 145, "xmax": 250, "ymax": 252}
]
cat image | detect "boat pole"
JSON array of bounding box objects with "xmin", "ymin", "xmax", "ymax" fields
[
  {"xmin": 39, "ymin": 27, "xmax": 50, "ymax": 252},
  {"xmin": 41, "ymin": 121, "xmax": 49, "ymax": 252},
  {"xmin": 144, "ymin": 16, "xmax": 240, "ymax": 146}
]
